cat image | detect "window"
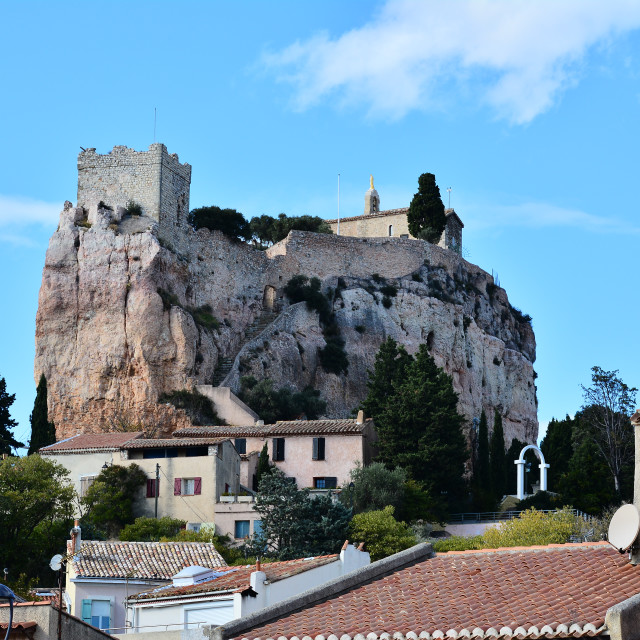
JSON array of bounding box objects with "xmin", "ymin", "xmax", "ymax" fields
[
  {"xmin": 186, "ymin": 446, "xmax": 208, "ymax": 457},
  {"xmin": 82, "ymin": 599, "xmax": 110, "ymax": 631},
  {"xmin": 273, "ymin": 438, "xmax": 285, "ymax": 461},
  {"xmin": 174, "ymin": 477, "xmax": 202, "ymax": 496},
  {"xmin": 143, "ymin": 448, "xmax": 178, "ymax": 459},
  {"xmin": 234, "ymin": 520, "xmax": 250, "ymax": 539},
  {"xmin": 146, "ymin": 478, "xmax": 159, "ymax": 498},
  {"xmin": 388, "ymin": 225, "xmax": 393, "ymax": 236},
  {"xmin": 313, "ymin": 477, "xmax": 337, "ymax": 489},
  {"xmin": 253, "ymin": 520, "xmax": 262, "ymax": 536},
  {"xmin": 312, "ymin": 437, "xmax": 325, "ymax": 460},
  {"xmin": 234, "ymin": 438, "xmax": 247, "ymax": 455},
  {"xmin": 79, "ymin": 475, "xmax": 97, "ymax": 498}
]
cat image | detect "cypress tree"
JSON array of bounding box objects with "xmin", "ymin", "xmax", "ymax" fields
[
  {"xmin": 0, "ymin": 375, "xmax": 24, "ymax": 455},
  {"xmin": 255, "ymin": 442, "xmax": 273, "ymax": 489},
  {"xmin": 489, "ymin": 410, "xmax": 507, "ymax": 501},
  {"xmin": 477, "ymin": 410, "xmax": 490, "ymax": 489},
  {"xmin": 407, "ymin": 173, "xmax": 447, "ymax": 243},
  {"xmin": 28, "ymin": 374, "xmax": 56, "ymax": 455}
]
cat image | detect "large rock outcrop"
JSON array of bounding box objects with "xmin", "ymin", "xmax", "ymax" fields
[{"xmin": 36, "ymin": 204, "xmax": 538, "ymax": 444}]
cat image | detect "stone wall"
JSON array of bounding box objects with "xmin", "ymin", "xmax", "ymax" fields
[
  {"xmin": 327, "ymin": 209, "xmax": 411, "ymax": 239},
  {"xmin": 77, "ymin": 144, "xmax": 191, "ymax": 252}
]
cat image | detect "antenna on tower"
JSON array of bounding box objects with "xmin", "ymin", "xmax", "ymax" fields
[{"xmin": 447, "ymin": 187, "xmax": 452, "ymax": 208}]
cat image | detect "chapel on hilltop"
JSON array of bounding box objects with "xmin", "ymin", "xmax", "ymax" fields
[{"xmin": 326, "ymin": 175, "xmax": 464, "ymax": 253}]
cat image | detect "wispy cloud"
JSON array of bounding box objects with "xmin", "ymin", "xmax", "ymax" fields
[
  {"xmin": 263, "ymin": 0, "xmax": 640, "ymax": 123},
  {"xmin": 0, "ymin": 195, "xmax": 61, "ymax": 247},
  {"xmin": 465, "ymin": 201, "xmax": 640, "ymax": 234}
]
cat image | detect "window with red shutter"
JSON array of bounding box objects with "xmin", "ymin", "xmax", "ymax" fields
[
  {"xmin": 194, "ymin": 478, "xmax": 202, "ymax": 495},
  {"xmin": 146, "ymin": 479, "xmax": 156, "ymax": 498},
  {"xmin": 174, "ymin": 478, "xmax": 182, "ymax": 495}
]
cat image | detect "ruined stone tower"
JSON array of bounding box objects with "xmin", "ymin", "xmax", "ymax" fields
[{"xmin": 77, "ymin": 143, "xmax": 191, "ymax": 249}]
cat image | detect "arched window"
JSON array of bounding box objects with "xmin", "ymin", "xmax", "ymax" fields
[{"xmin": 388, "ymin": 225, "xmax": 393, "ymax": 236}]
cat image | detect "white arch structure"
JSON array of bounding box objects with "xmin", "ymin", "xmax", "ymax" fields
[{"xmin": 514, "ymin": 445, "xmax": 550, "ymax": 500}]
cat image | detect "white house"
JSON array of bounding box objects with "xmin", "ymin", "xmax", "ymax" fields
[{"xmin": 122, "ymin": 544, "xmax": 370, "ymax": 635}]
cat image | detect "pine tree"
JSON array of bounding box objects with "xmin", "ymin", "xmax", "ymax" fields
[
  {"xmin": 375, "ymin": 344, "xmax": 467, "ymax": 517},
  {"xmin": 28, "ymin": 374, "xmax": 56, "ymax": 455},
  {"xmin": 489, "ymin": 410, "xmax": 507, "ymax": 501},
  {"xmin": 477, "ymin": 410, "xmax": 490, "ymax": 489},
  {"xmin": 407, "ymin": 173, "xmax": 447, "ymax": 243},
  {"xmin": 0, "ymin": 375, "xmax": 24, "ymax": 455}
]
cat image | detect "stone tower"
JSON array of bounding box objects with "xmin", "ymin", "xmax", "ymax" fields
[
  {"xmin": 364, "ymin": 175, "xmax": 380, "ymax": 214},
  {"xmin": 77, "ymin": 143, "xmax": 191, "ymax": 249}
]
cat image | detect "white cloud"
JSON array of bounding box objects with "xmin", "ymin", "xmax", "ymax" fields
[
  {"xmin": 465, "ymin": 201, "xmax": 640, "ymax": 234},
  {"xmin": 263, "ymin": 0, "xmax": 640, "ymax": 123},
  {"xmin": 0, "ymin": 195, "xmax": 60, "ymax": 228}
]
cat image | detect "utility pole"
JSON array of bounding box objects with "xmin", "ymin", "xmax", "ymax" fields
[{"xmin": 155, "ymin": 463, "xmax": 160, "ymax": 518}]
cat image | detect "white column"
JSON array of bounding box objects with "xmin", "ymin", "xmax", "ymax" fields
[
  {"xmin": 539, "ymin": 463, "xmax": 550, "ymax": 492},
  {"xmin": 515, "ymin": 459, "xmax": 526, "ymax": 500}
]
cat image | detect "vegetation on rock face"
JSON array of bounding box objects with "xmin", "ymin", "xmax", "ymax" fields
[
  {"xmin": 349, "ymin": 506, "xmax": 416, "ymax": 561},
  {"xmin": 407, "ymin": 173, "xmax": 447, "ymax": 243},
  {"xmin": 245, "ymin": 469, "xmax": 351, "ymax": 560},
  {"xmin": 159, "ymin": 388, "xmax": 223, "ymax": 426},
  {"xmin": 126, "ymin": 200, "xmax": 143, "ymax": 216},
  {"xmin": 81, "ymin": 464, "xmax": 148, "ymax": 538},
  {"xmin": 238, "ymin": 376, "xmax": 326, "ymax": 424},
  {"xmin": 284, "ymin": 275, "xmax": 349, "ymax": 375},
  {"xmin": 0, "ymin": 375, "xmax": 24, "ymax": 454},
  {"xmin": 28, "ymin": 374, "xmax": 56, "ymax": 455},
  {"xmin": 157, "ymin": 288, "xmax": 220, "ymax": 331}
]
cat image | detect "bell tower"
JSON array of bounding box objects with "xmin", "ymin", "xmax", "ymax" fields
[{"xmin": 364, "ymin": 175, "xmax": 380, "ymax": 214}]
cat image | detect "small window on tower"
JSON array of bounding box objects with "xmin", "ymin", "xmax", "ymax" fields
[{"xmin": 388, "ymin": 225, "xmax": 393, "ymax": 236}]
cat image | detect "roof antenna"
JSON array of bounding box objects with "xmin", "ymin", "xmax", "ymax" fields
[{"xmin": 447, "ymin": 187, "xmax": 452, "ymax": 209}]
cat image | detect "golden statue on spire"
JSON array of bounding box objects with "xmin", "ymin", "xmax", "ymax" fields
[{"xmin": 370, "ymin": 174, "xmax": 374, "ymax": 190}]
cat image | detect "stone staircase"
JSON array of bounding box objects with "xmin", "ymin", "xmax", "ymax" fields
[{"xmin": 211, "ymin": 311, "xmax": 278, "ymax": 386}]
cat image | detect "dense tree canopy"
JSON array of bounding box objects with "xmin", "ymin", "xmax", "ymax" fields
[
  {"xmin": 28, "ymin": 374, "xmax": 56, "ymax": 455},
  {"xmin": 247, "ymin": 469, "xmax": 351, "ymax": 559},
  {"xmin": 0, "ymin": 375, "xmax": 24, "ymax": 454},
  {"xmin": 363, "ymin": 339, "xmax": 467, "ymax": 518},
  {"xmin": 340, "ymin": 462, "xmax": 407, "ymax": 514},
  {"xmin": 238, "ymin": 377, "xmax": 326, "ymax": 424},
  {"xmin": 0, "ymin": 455, "xmax": 74, "ymax": 582},
  {"xmin": 407, "ymin": 173, "xmax": 447, "ymax": 242},
  {"xmin": 249, "ymin": 213, "xmax": 332, "ymax": 247},
  {"xmin": 188, "ymin": 206, "xmax": 251, "ymax": 241},
  {"xmin": 540, "ymin": 415, "xmax": 574, "ymax": 489},
  {"xmin": 349, "ymin": 506, "xmax": 416, "ymax": 561}
]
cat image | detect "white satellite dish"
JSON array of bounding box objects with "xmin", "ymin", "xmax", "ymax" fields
[
  {"xmin": 49, "ymin": 554, "xmax": 63, "ymax": 572},
  {"xmin": 608, "ymin": 504, "xmax": 640, "ymax": 552}
]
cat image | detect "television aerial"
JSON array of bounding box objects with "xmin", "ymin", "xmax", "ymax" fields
[{"xmin": 608, "ymin": 504, "xmax": 640, "ymax": 553}]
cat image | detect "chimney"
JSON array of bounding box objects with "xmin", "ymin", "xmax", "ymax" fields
[
  {"xmin": 255, "ymin": 420, "xmax": 265, "ymax": 427},
  {"xmin": 356, "ymin": 410, "xmax": 365, "ymax": 425},
  {"xmin": 70, "ymin": 520, "xmax": 82, "ymax": 553}
]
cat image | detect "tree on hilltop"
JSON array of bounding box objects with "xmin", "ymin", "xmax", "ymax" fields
[
  {"xmin": 188, "ymin": 205, "xmax": 251, "ymax": 241},
  {"xmin": 0, "ymin": 375, "xmax": 24, "ymax": 455},
  {"xmin": 28, "ymin": 374, "xmax": 56, "ymax": 454},
  {"xmin": 407, "ymin": 173, "xmax": 447, "ymax": 243}
]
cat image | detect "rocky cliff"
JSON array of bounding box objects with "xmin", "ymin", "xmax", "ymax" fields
[{"xmin": 36, "ymin": 203, "xmax": 538, "ymax": 444}]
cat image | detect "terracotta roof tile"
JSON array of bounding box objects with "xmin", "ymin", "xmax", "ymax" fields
[
  {"xmin": 174, "ymin": 419, "xmax": 372, "ymax": 438},
  {"xmin": 234, "ymin": 543, "xmax": 634, "ymax": 640},
  {"xmin": 130, "ymin": 555, "xmax": 339, "ymax": 602},
  {"xmin": 123, "ymin": 437, "xmax": 228, "ymax": 449},
  {"xmin": 39, "ymin": 432, "xmax": 143, "ymax": 453},
  {"xmin": 70, "ymin": 541, "xmax": 227, "ymax": 580}
]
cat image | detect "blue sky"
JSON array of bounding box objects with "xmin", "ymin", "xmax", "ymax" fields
[{"xmin": 1, "ymin": 0, "xmax": 639, "ymax": 449}]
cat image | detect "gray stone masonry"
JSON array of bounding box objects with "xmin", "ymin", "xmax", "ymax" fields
[{"xmin": 77, "ymin": 144, "xmax": 191, "ymax": 252}]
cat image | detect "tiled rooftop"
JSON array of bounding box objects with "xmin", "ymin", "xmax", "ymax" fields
[
  {"xmin": 70, "ymin": 541, "xmax": 227, "ymax": 580},
  {"xmin": 123, "ymin": 437, "xmax": 228, "ymax": 449},
  {"xmin": 39, "ymin": 432, "xmax": 143, "ymax": 453},
  {"xmin": 174, "ymin": 419, "xmax": 372, "ymax": 438},
  {"xmin": 234, "ymin": 543, "xmax": 637, "ymax": 640},
  {"xmin": 130, "ymin": 555, "xmax": 339, "ymax": 602},
  {"xmin": 325, "ymin": 207, "xmax": 462, "ymax": 226}
]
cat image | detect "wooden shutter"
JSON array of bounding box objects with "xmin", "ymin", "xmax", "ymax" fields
[
  {"xmin": 194, "ymin": 477, "xmax": 202, "ymax": 495},
  {"xmin": 146, "ymin": 479, "xmax": 154, "ymax": 498},
  {"xmin": 318, "ymin": 437, "xmax": 325, "ymax": 460},
  {"xmin": 312, "ymin": 438, "xmax": 318, "ymax": 460},
  {"xmin": 81, "ymin": 600, "xmax": 92, "ymax": 624},
  {"xmin": 174, "ymin": 478, "xmax": 182, "ymax": 495}
]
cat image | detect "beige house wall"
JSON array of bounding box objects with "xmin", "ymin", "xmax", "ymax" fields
[
  {"xmin": 328, "ymin": 212, "xmax": 411, "ymax": 239},
  {"xmin": 213, "ymin": 502, "xmax": 261, "ymax": 542}
]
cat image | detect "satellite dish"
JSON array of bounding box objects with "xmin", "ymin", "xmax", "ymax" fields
[
  {"xmin": 49, "ymin": 554, "xmax": 63, "ymax": 572},
  {"xmin": 608, "ymin": 504, "xmax": 640, "ymax": 552}
]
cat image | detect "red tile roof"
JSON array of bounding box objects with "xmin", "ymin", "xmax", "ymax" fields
[
  {"xmin": 233, "ymin": 543, "xmax": 635, "ymax": 640},
  {"xmin": 123, "ymin": 437, "xmax": 229, "ymax": 449},
  {"xmin": 130, "ymin": 555, "xmax": 339, "ymax": 602},
  {"xmin": 70, "ymin": 541, "xmax": 227, "ymax": 580},
  {"xmin": 174, "ymin": 419, "xmax": 372, "ymax": 438},
  {"xmin": 39, "ymin": 432, "xmax": 143, "ymax": 453}
]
